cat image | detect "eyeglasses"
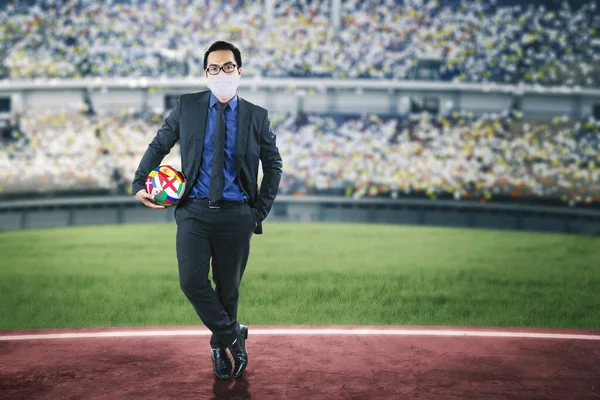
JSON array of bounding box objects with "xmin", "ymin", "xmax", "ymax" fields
[{"xmin": 206, "ymin": 63, "xmax": 237, "ymax": 75}]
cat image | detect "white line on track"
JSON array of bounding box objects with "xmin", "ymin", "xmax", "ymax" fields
[{"xmin": 1, "ymin": 328, "xmax": 600, "ymax": 341}]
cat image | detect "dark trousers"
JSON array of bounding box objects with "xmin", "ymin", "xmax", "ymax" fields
[{"xmin": 174, "ymin": 198, "xmax": 255, "ymax": 347}]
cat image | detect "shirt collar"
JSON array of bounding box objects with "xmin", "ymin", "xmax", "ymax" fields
[{"xmin": 209, "ymin": 92, "xmax": 238, "ymax": 111}]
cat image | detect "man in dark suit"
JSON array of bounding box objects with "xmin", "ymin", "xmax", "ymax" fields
[{"xmin": 132, "ymin": 41, "xmax": 283, "ymax": 380}]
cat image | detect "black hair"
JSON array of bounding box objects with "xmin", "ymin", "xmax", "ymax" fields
[{"xmin": 203, "ymin": 41, "xmax": 242, "ymax": 71}]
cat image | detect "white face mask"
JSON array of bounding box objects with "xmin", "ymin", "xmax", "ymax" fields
[{"xmin": 206, "ymin": 73, "xmax": 240, "ymax": 99}]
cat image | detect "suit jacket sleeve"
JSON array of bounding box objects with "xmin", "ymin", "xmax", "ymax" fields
[
  {"xmin": 252, "ymin": 110, "xmax": 283, "ymax": 223},
  {"xmin": 131, "ymin": 97, "xmax": 182, "ymax": 195}
]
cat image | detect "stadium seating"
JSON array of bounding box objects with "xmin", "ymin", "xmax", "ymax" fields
[
  {"xmin": 1, "ymin": 108, "xmax": 599, "ymax": 207},
  {"xmin": 1, "ymin": 0, "xmax": 598, "ymax": 207},
  {"xmin": 1, "ymin": 0, "xmax": 598, "ymax": 86}
]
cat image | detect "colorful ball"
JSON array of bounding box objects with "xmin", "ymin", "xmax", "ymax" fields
[{"xmin": 145, "ymin": 165, "xmax": 186, "ymax": 206}]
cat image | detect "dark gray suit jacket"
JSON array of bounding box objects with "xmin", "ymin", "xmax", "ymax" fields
[{"xmin": 132, "ymin": 90, "xmax": 283, "ymax": 235}]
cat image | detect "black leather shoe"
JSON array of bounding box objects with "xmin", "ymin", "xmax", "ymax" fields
[
  {"xmin": 210, "ymin": 346, "xmax": 232, "ymax": 380},
  {"xmin": 227, "ymin": 324, "xmax": 248, "ymax": 378}
]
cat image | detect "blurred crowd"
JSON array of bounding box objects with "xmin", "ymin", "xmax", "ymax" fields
[
  {"xmin": 1, "ymin": 0, "xmax": 599, "ymax": 86},
  {"xmin": 0, "ymin": 108, "xmax": 181, "ymax": 195},
  {"xmin": 1, "ymin": 107, "xmax": 599, "ymax": 207},
  {"xmin": 276, "ymin": 110, "xmax": 600, "ymax": 207}
]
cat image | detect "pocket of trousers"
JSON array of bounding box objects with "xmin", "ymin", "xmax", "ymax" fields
[{"xmin": 247, "ymin": 204, "xmax": 257, "ymax": 229}]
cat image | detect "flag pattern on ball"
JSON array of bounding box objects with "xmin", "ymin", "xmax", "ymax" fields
[{"xmin": 145, "ymin": 165, "xmax": 186, "ymax": 206}]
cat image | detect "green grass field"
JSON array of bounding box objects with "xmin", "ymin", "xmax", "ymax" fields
[{"xmin": 1, "ymin": 222, "xmax": 599, "ymax": 331}]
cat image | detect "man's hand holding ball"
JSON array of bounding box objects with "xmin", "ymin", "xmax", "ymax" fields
[{"xmin": 135, "ymin": 189, "xmax": 166, "ymax": 209}]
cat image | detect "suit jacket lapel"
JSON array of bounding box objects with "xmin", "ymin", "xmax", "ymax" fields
[
  {"xmin": 195, "ymin": 92, "xmax": 210, "ymax": 162},
  {"xmin": 236, "ymin": 97, "xmax": 249, "ymax": 176}
]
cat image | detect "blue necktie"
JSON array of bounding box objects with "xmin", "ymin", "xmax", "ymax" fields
[{"xmin": 209, "ymin": 102, "xmax": 227, "ymax": 202}]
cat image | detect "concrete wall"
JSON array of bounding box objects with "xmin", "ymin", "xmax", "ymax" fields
[
  {"xmin": 2, "ymin": 197, "xmax": 599, "ymax": 236},
  {"xmin": 3, "ymin": 80, "xmax": 598, "ymax": 118}
]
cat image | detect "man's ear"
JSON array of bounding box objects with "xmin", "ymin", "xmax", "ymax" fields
[{"xmin": 238, "ymin": 68, "xmax": 242, "ymax": 76}]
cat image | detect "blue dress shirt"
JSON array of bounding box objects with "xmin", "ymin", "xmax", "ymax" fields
[{"xmin": 189, "ymin": 93, "xmax": 247, "ymax": 201}]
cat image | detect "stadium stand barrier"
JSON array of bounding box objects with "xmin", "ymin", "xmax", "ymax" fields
[{"xmin": 1, "ymin": 195, "xmax": 599, "ymax": 235}]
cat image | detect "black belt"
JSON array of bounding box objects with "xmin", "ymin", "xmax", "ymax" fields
[{"xmin": 192, "ymin": 198, "xmax": 247, "ymax": 209}]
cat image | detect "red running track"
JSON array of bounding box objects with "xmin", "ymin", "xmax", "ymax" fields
[{"xmin": 0, "ymin": 325, "xmax": 599, "ymax": 400}]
